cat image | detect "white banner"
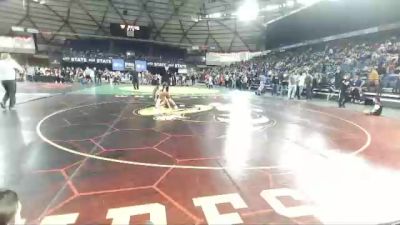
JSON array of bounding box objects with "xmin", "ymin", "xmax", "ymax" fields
[
  {"xmin": 0, "ymin": 36, "xmax": 35, "ymax": 54},
  {"xmin": 206, "ymin": 51, "xmax": 264, "ymax": 66}
]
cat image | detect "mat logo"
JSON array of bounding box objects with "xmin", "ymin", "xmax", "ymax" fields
[
  {"xmin": 212, "ymin": 103, "xmax": 275, "ymax": 131},
  {"xmin": 36, "ymin": 188, "xmax": 313, "ymax": 225}
]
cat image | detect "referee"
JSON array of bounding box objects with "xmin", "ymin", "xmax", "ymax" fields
[
  {"xmin": 0, "ymin": 53, "xmax": 23, "ymax": 110},
  {"xmin": 129, "ymin": 68, "xmax": 139, "ymax": 90}
]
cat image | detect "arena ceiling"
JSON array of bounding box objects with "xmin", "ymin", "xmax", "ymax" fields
[{"xmin": 0, "ymin": 0, "xmax": 311, "ymax": 52}]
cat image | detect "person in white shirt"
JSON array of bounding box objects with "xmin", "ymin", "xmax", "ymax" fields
[
  {"xmin": 84, "ymin": 67, "xmax": 93, "ymax": 83},
  {"xmin": 288, "ymin": 72, "xmax": 298, "ymax": 100},
  {"xmin": 26, "ymin": 66, "xmax": 35, "ymax": 78},
  {"xmin": 208, "ymin": 75, "xmax": 213, "ymax": 89},
  {"xmin": 90, "ymin": 68, "xmax": 95, "ymax": 82},
  {"xmin": 297, "ymin": 72, "xmax": 306, "ymax": 100},
  {"xmin": 242, "ymin": 76, "xmax": 248, "ymax": 90},
  {"xmin": 256, "ymin": 74, "xmax": 266, "ymax": 96},
  {"xmin": 0, "ymin": 53, "xmax": 23, "ymax": 110}
]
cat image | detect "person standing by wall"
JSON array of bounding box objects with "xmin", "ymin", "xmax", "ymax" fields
[
  {"xmin": 130, "ymin": 68, "xmax": 139, "ymax": 90},
  {"xmin": 242, "ymin": 75, "xmax": 248, "ymax": 90},
  {"xmin": 0, "ymin": 53, "xmax": 24, "ymax": 110},
  {"xmin": 256, "ymin": 73, "xmax": 266, "ymax": 96},
  {"xmin": 297, "ymin": 72, "xmax": 306, "ymax": 99},
  {"xmin": 334, "ymin": 66, "xmax": 343, "ymax": 91},
  {"xmin": 305, "ymin": 72, "xmax": 313, "ymax": 100},
  {"xmin": 231, "ymin": 75, "xmax": 236, "ymax": 89},
  {"xmin": 191, "ymin": 74, "xmax": 196, "ymax": 86},
  {"xmin": 277, "ymin": 72, "xmax": 284, "ymax": 95},
  {"xmin": 350, "ymin": 75, "xmax": 364, "ymax": 103},
  {"xmin": 368, "ymin": 67, "xmax": 379, "ymax": 93},
  {"xmin": 394, "ymin": 74, "xmax": 400, "ymax": 94},
  {"xmin": 95, "ymin": 68, "xmax": 102, "ymax": 85},
  {"xmin": 288, "ymin": 71, "xmax": 297, "ymax": 100},
  {"xmin": 84, "ymin": 66, "xmax": 93, "ymax": 84},
  {"xmin": 271, "ymin": 73, "xmax": 279, "ymax": 96},
  {"xmin": 208, "ymin": 75, "xmax": 213, "ymax": 89},
  {"xmin": 338, "ymin": 75, "xmax": 351, "ymax": 108}
]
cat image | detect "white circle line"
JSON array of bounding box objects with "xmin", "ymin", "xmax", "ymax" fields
[
  {"xmin": 304, "ymin": 108, "xmax": 371, "ymax": 155},
  {"xmin": 36, "ymin": 101, "xmax": 371, "ymax": 170}
]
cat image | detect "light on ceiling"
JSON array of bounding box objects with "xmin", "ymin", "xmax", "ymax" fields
[
  {"xmin": 11, "ymin": 26, "xmax": 25, "ymax": 32},
  {"xmin": 27, "ymin": 28, "xmax": 39, "ymax": 33},
  {"xmin": 297, "ymin": 0, "xmax": 323, "ymax": 6},
  {"xmin": 208, "ymin": 12, "xmax": 222, "ymax": 18},
  {"xmin": 191, "ymin": 16, "xmax": 199, "ymax": 22},
  {"xmin": 261, "ymin": 4, "xmax": 279, "ymax": 12},
  {"xmin": 236, "ymin": 0, "xmax": 259, "ymax": 22},
  {"xmin": 261, "ymin": 0, "xmax": 296, "ymax": 12},
  {"xmin": 286, "ymin": 0, "xmax": 296, "ymax": 7}
]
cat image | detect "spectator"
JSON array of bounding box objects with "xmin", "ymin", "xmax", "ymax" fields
[
  {"xmin": 339, "ymin": 75, "xmax": 351, "ymax": 108},
  {"xmin": 129, "ymin": 68, "xmax": 139, "ymax": 90},
  {"xmin": 0, "ymin": 190, "xmax": 22, "ymax": 225},
  {"xmin": 271, "ymin": 73, "xmax": 279, "ymax": 96},
  {"xmin": 368, "ymin": 67, "xmax": 380, "ymax": 92},
  {"xmin": 256, "ymin": 73, "xmax": 266, "ymax": 96},
  {"xmin": 298, "ymin": 72, "xmax": 306, "ymax": 99},
  {"xmin": 305, "ymin": 72, "xmax": 313, "ymax": 100},
  {"xmin": 288, "ymin": 72, "xmax": 297, "ymax": 100},
  {"xmin": 191, "ymin": 74, "xmax": 196, "ymax": 86},
  {"xmin": 334, "ymin": 66, "xmax": 343, "ymax": 90},
  {"xmin": 208, "ymin": 75, "xmax": 213, "ymax": 89},
  {"xmin": 0, "ymin": 53, "xmax": 24, "ymax": 110},
  {"xmin": 350, "ymin": 75, "xmax": 364, "ymax": 103},
  {"xmin": 394, "ymin": 74, "xmax": 400, "ymax": 94}
]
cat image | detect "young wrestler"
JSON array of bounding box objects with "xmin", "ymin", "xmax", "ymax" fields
[
  {"xmin": 157, "ymin": 83, "xmax": 178, "ymax": 109},
  {"xmin": 365, "ymin": 97, "xmax": 383, "ymax": 116}
]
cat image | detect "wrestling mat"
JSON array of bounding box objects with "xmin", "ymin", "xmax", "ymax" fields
[{"xmin": 136, "ymin": 104, "xmax": 214, "ymax": 120}]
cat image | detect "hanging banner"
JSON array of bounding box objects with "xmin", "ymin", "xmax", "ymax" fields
[
  {"xmin": 135, "ymin": 60, "xmax": 147, "ymax": 72},
  {"xmin": 62, "ymin": 56, "xmax": 187, "ymax": 69},
  {"xmin": 96, "ymin": 58, "xmax": 112, "ymax": 64},
  {"xmin": 70, "ymin": 57, "xmax": 87, "ymax": 63},
  {"xmin": 0, "ymin": 36, "xmax": 35, "ymax": 54},
  {"xmin": 125, "ymin": 61, "xmax": 135, "ymax": 70},
  {"xmin": 62, "ymin": 57, "xmax": 112, "ymax": 64}
]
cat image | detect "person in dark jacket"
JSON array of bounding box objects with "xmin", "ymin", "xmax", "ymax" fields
[
  {"xmin": 338, "ymin": 75, "xmax": 351, "ymax": 108},
  {"xmin": 271, "ymin": 74, "xmax": 279, "ymax": 96},
  {"xmin": 129, "ymin": 69, "xmax": 139, "ymax": 90},
  {"xmin": 334, "ymin": 66, "xmax": 343, "ymax": 90},
  {"xmin": 305, "ymin": 73, "xmax": 313, "ymax": 100},
  {"xmin": 191, "ymin": 74, "xmax": 196, "ymax": 86}
]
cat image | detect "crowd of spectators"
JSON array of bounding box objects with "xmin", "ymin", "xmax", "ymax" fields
[
  {"xmin": 202, "ymin": 35, "xmax": 400, "ymax": 98},
  {"xmin": 21, "ymin": 64, "xmax": 199, "ymax": 88},
  {"xmin": 43, "ymin": 67, "xmax": 197, "ymax": 87},
  {"xmin": 62, "ymin": 48, "xmax": 185, "ymax": 65},
  {"xmin": 58, "ymin": 67, "xmax": 160, "ymax": 85}
]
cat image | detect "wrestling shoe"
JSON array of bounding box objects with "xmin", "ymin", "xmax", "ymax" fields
[{"xmin": 0, "ymin": 102, "xmax": 5, "ymax": 109}]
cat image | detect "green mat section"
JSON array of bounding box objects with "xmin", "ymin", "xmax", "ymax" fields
[{"xmin": 73, "ymin": 85, "xmax": 221, "ymax": 96}]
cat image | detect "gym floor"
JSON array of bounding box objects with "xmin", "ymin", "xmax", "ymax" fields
[{"xmin": 1, "ymin": 83, "xmax": 400, "ymax": 225}]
